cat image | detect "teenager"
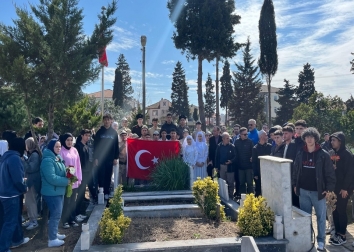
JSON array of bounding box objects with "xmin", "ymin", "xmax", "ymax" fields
[
  {"xmin": 131, "ymin": 114, "xmax": 144, "ymax": 137},
  {"xmin": 270, "ymin": 130, "xmax": 285, "ymax": 157}
]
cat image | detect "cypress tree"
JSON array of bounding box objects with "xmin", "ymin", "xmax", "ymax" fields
[
  {"xmin": 113, "ymin": 69, "xmax": 124, "ymax": 107},
  {"xmin": 220, "ymin": 60, "xmax": 233, "ymax": 126},
  {"xmin": 296, "ymin": 63, "xmax": 315, "ymax": 104},
  {"xmin": 204, "ymin": 73, "xmax": 216, "ymax": 125},
  {"xmin": 258, "ymin": 0, "xmax": 278, "ymax": 126},
  {"xmin": 170, "ymin": 61, "xmax": 190, "ymax": 117},
  {"xmin": 193, "ymin": 107, "xmax": 199, "ymax": 122},
  {"xmin": 230, "ymin": 37, "xmax": 264, "ymax": 126},
  {"xmin": 115, "ymin": 54, "xmax": 133, "ymax": 104},
  {"xmin": 274, "ymin": 79, "xmax": 298, "ymax": 125}
]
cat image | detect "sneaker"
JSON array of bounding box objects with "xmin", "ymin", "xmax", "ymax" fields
[
  {"xmin": 70, "ymin": 221, "xmax": 79, "ymax": 227},
  {"xmin": 317, "ymin": 242, "xmax": 324, "ymax": 251},
  {"xmin": 329, "ymin": 234, "xmax": 338, "ymax": 244},
  {"xmin": 57, "ymin": 233, "xmax": 66, "ymax": 240},
  {"xmin": 77, "ymin": 214, "xmax": 87, "ymax": 219},
  {"xmin": 10, "ymin": 237, "xmax": 30, "ymax": 248},
  {"xmin": 332, "ymin": 235, "xmax": 347, "ymax": 246},
  {"xmin": 104, "ymin": 194, "xmax": 109, "ymax": 200},
  {"xmin": 48, "ymin": 238, "xmax": 65, "ymax": 247},
  {"xmin": 22, "ymin": 220, "xmax": 31, "ymax": 227},
  {"xmin": 75, "ymin": 216, "xmax": 84, "ymax": 223},
  {"xmin": 62, "ymin": 222, "xmax": 70, "ymax": 229},
  {"xmin": 26, "ymin": 221, "xmax": 39, "ymax": 230}
]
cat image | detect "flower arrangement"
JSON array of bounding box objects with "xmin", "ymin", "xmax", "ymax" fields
[
  {"xmin": 237, "ymin": 194, "xmax": 274, "ymax": 237},
  {"xmin": 66, "ymin": 166, "xmax": 78, "ymax": 197},
  {"xmin": 192, "ymin": 177, "xmax": 226, "ymax": 221},
  {"xmin": 330, "ymin": 155, "xmax": 340, "ymax": 169}
]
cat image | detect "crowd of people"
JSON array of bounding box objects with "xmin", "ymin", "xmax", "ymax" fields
[{"xmin": 0, "ymin": 112, "xmax": 354, "ymax": 251}]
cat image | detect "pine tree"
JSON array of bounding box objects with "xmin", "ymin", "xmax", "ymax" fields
[
  {"xmin": 204, "ymin": 73, "xmax": 216, "ymax": 125},
  {"xmin": 258, "ymin": 0, "xmax": 278, "ymax": 126},
  {"xmin": 170, "ymin": 61, "xmax": 190, "ymax": 117},
  {"xmin": 296, "ymin": 63, "xmax": 315, "ymax": 104},
  {"xmin": 274, "ymin": 79, "xmax": 298, "ymax": 125},
  {"xmin": 220, "ymin": 60, "xmax": 233, "ymax": 126},
  {"xmin": 230, "ymin": 37, "xmax": 264, "ymax": 126},
  {"xmin": 193, "ymin": 107, "xmax": 199, "ymax": 122},
  {"xmin": 113, "ymin": 69, "xmax": 124, "ymax": 107},
  {"xmin": 345, "ymin": 94, "xmax": 354, "ymax": 112},
  {"xmin": 114, "ymin": 54, "xmax": 133, "ymax": 107}
]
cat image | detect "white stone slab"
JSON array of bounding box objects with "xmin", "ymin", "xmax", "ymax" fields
[
  {"xmin": 123, "ymin": 194, "xmax": 194, "ymax": 201},
  {"xmin": 122, "ymin": 190, "xmax": 192, "ymax": 197}
]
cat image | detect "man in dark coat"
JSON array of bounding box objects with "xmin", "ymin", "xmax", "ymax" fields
[
  {"xmin": 131, "ymin": 114, "xmax": 144, "ymax": 137},
  {"xmin": 321, "ymin": 133, "xmax": 331, "ymax": 152},
  {"xmin": 177, "ymin": 115, "xmax": 189, "ymax": 140},
  {"xmin": 208, "ymin": 126, "xmax": 222, "ymax": 177},
  {"xmin": 160, "ymin": 113, "xmax": 178, "ymax": 140}
]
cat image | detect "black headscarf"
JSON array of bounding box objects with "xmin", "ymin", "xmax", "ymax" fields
[
  {"xmin": 8, "ymin": 137, "xmax": 26, "ymax": 157},
  {"xmin": 2, "ymin": 130, "xmax": 17, "ymax": 141},
  {"xmin": 59, "ymin": 133, "xmax": 73, "ymax": 150}
]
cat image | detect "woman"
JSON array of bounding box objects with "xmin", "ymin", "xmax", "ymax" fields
[
  {"xmin": 59, "ymin": 133, "xmax": 83, "ymax": 228},
  {"xmin": 0, "ymin": 137, "xmax": 29, "ymax": 251},
  {"xmin": 40, "ymin": 139, "xmax": 68, "ymax": 247},
  {"xmin": 195, "ymin": 132, "xmax": 208, "ymax": 180},
  {"xmin": 22, "ymin": 137, "xmax": 41, "ymax": 230},
  {"xmin": 182, "ymin": 135, "xmax": 198, "ymax": 182}
]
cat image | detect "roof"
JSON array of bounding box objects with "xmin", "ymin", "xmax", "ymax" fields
[
  {"xmin": 87, "ymin": 89, "xmax": 113, "ymax": 99},
  {"xmin": 147, "ymin": 99, "xmax": 171, "ymax": 109},
  {"xmin": 260, "ymin": 85, "xmax": 280, "ymax": 93}
]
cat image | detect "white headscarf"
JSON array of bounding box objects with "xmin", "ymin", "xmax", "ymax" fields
[
  {"xmin": 0, "ymin": 140, "xmax": 8, "ymax": 156},
  {"xmin": 195, "ymin": 131, "xmax": 206, "ymax": 146},
  {"xmin": 182, "ymin": 135, "xmax": 196, "ymax": 149}
]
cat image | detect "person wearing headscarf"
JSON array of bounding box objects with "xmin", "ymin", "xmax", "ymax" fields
[
  {"xmin": 59, "ymin": 133, "xmax": 83, "ymax": 229},
  {"xmin": 0, "ymin": 137, "xmax": 29, "ymax": 251},
  {"xmin": 22, "ymin": 137, "xmax": 42, "ymax": 230},
  {"xmin": 194, "ymin": 132, "xmax": 208, "ymax": 180},
  {"xmin": 40, "ymin": 139, "xmax": 68, "ymax": 247},
  {"xmin": 182, "ymin": 136, "xmax": 198, "ymax": 174}
]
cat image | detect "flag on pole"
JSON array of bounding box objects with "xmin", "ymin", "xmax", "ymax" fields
[
  {"xmin": 99, "ymin": 47, "xmax": 108, "ymax": 67},
  {"xmin": 127, "ymin": 138, "xmax": 180, "ymax": 180}
]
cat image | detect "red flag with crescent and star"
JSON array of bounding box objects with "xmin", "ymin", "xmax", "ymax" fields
[
  {"xmin": 127, "ymin": 138, "xmax": 180, "ymax": 180},
  {"xmin": 99, "ymin": 47, "xmax": 108, "ymax": 67}
]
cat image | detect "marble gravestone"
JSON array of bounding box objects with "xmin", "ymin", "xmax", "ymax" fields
[{"xmin": 259, "ymin": 156, "xmax": 312, "ymax": 252}]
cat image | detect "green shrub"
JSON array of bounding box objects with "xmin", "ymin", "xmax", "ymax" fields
[
  {"xmin": 99, "ymin": 185, "xmax": 131, "ymax": 244},
  {"xmin": 149, "ymin": 157, "xmax": 190, "ymax": 191},
  {"xmin": 237, "ymin": 193, "xmax": 274, "ymax": 237},
  {"xmin": 192, "ymin": 177, "xmax": 226, "ymax": 220}
]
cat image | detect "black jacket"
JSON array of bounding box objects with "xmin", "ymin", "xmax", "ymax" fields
[
  {"xmin": 292, "ymin": 145, "xmax": 336, "ymax": 200},
  {"xmin": 209, "ymin": 135, "xmax": 222, "ymax": 163},
  {"xmin": 292, "ymin": 137, "xmax": 305, "ymax": 154},
  {"xmin": 93, "ymin": 126, "xmax": 119, "ymax": 163},
  {"xmin": 252, "ymin": 142, "xmax": 272, "ymax": 177},
  {"xmin": 234, "ymin": 138, "xmax": 253, "ymax": 170},
  {"xmin": 321, "ymin": 141, "xmax": 331, "ymax": 152},
  {"xmin": 75, "ymin": 140, "xmax": 90, "ymax": 171},
  {"xmin": 271, "ymin": 143, "xmax": 286, "ymax": 158},
  {"xmin": 215, "ymin": 142, "xmax": 236, "ymax": 172},
  {"xmin": 160, "ymin": 122, "xmax": 178, "ymax": 140},
  {"xmin": 329, "ymin": 132, "xmax": 354, "ymax": 193}
]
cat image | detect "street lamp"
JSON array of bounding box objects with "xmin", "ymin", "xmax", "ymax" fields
[{"xmin": 141, "ymin": 35, "xmax": 147, "ymax": 124}]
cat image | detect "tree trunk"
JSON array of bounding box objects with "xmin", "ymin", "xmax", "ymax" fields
[
  {"xmin": 267, "ymin": 75, "xmax": 272, "ymax": 127},
  {"xmin": 47, "ymin": 103, "xmax": 55, "ymax": 140},
  {"xmin": 215, "ymin": 57, "xmax": 220, "ymax": 126},
  {"xmin": 197, "ymin": 55, "xmax": 206, "ymax": 132}
]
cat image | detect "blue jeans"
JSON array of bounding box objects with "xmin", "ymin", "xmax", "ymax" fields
[
  {"xmin": 42, "ymin": 195, "xmax": 64, "ymax": 240},
  {"xmin": 0, "ymin": 197, "xmax": 24, "ymax": 252},
  {"xmin": 299, "ymin": 188, "xmax": 326, "ymax": 244}
]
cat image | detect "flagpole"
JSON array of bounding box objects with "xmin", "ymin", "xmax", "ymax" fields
[{"xmin": 101, "ymin": 64, "xmax": 104, "ymax": 118}]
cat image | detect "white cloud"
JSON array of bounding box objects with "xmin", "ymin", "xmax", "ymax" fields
[
  {"xmin": 106, "ymin": 26, "xmax": 140, "ymax": 52},
  {"xmin": 162, "ymin": 60, "xmax": 175, "ymax": 65}
]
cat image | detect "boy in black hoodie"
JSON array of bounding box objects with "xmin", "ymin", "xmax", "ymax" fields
[{"xmin": 329, "ymin": 132, "xmax": 354, "ymax": 246}]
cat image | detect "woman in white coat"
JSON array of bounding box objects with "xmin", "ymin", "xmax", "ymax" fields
[{"xmin": 194, "ymin": 132, "xmax": 208, "ymax": 180}]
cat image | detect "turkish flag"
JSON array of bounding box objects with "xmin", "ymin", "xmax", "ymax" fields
[
  {"xmin": 99, "ymin": 47, "xmax": 108, "ymax": 67},
  {"xmin": 127, "ymin": 138, "xmax": 180, "ymax": 180}
]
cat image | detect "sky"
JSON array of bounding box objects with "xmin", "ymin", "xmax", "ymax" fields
[{"xmin": 1, "ymin": 0, "xmax": 354, "ymax": 109}]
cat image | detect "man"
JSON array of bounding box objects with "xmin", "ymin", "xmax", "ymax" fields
[
  {"xmin": 131, "ymin": 114, "xmax": 144, "ymax": 137},
  {"xmin": 94, "ymin": 114, "xmax": 119, "ymax": 199},
  {"xmin": 170, "ymin": 129, "xmax": 178, "ymax": 141},
  {"xmin": 192, "ymin": 121, "xmax": 204, "ymax": 139},
  {"xmin": 271, "ymin": 130, "xmax": 285, "ymax": 157},
  {"xmin": 159, "ymin": 129, "xmax": 168, "ymax": 141},
  {"xmin": 267, "ymin": 126, "xmax": 278, "ymax": 146},
  {"xmin": 292, "ymin": 120, "xmax": 307, "ymax": 153},
  {"xmin": 292, "ymin": 127, "xmax": 336, "ymax": 251},
  {"xmin": 329, "ymin": 132, "xmax": 354, "ymax": 246},
  {"xmin": 252, "ymin": 130, "xmax": 272, "ymax": 196},
  {"xmin": 215, "ymin": 132, "xmax": 236, "ymax": 198},
  {"xmin": 24, "ymin": 117, "xmax": 44, "ymax": 140},
  {"xmin": 139, "ymin": 125, "xmax": 149, "ymax": 140},
  {"xmin": 118, "ymin": 117, "xmax": 131, "ymax": 135},
  {"xmin": 177, "ymin": 115, "xmax": 189, "ymax": 140},
  {"xmin": 220, "ymin": 126, "xmax": 227, "ymax": 134},
  {"xmin": 321, "ymin": 133, "xmax": 331, "ymax": 152},
  {"xmin": 118, "ymin": 130, "xmax": 130, "ymax": 185},
  {"xmin": 148, "ymin": 118, "xmax": 160, "ymax": 137},
  {"xmin": 208, "ymin": 126, "xmax": 222, "ymax": 177},
  {"xmin": 234, "ymin": 127, "xmax": 254, "ymax": 195},
  {"xmin": 152, "ymin": 131, "xmax": 160, "ymax": 141},
  {"xmin": 248, "ymin": 119, "xmax": 259, "ymax": 145},
  {"xmin": 262, "ymin": 123, "xmax": 269, "ymax": 134},
  {"xmin": 231, "ymin": 124, "xmax": 240, "ymax": 144},
  {"xmin": 76, "ymin": 129, "xmax": 97, "ymax": 210},
  {"xmin": 160, "ymin": 113, "xmax": 178, "ymax": 140}
]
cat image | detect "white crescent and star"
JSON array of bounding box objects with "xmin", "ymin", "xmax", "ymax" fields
[{"xmin": 135, "ymin": 150, "xmax": 159, "ymax": 170}]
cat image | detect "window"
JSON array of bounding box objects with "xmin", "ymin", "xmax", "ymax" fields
[
  {"xmin": 163, "ymin": 101, "xmax": 167, "ymax": 107},
  {"xmin": 152, "ymin": 110, "xmax": 158, "ymax": 116},
  {"xmin": 274, "ymin": 95, "xmax": 278, "ymax": 101}
]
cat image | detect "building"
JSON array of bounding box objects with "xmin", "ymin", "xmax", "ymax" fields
[
  {"xmin": 87, "ymin": 89, "xmax": 139, "ymax": 110},
  {"xmin": 260, "ymin": 85, "xmax": 280, "ymax": 119},
  {"xmin": 146, "ymin": 98, "xmax": 172, "ymax": 124}
]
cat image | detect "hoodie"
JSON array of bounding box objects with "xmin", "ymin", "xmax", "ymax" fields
[
  {"xmin": 0, "ymin": 150, "xmax": 27, "ymax": 197},
  {"xmin": 93, "ymin": 126, "xmax": 119, "ymax": 163},
  {"xmin": 329, "ymin": 132, "xmax": 354, "ymax": 193}
]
